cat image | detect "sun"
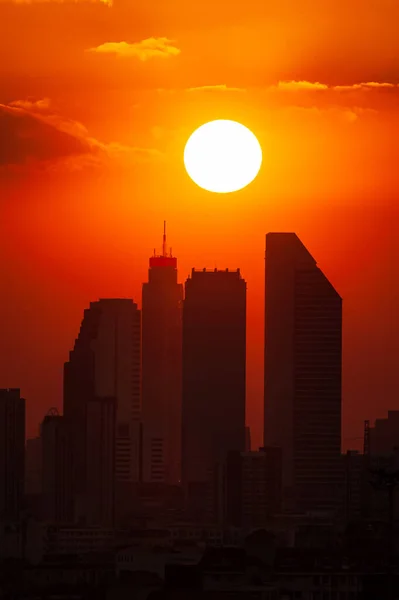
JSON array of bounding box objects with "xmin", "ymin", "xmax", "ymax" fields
[{"xmin": 184, "ymin": 120, "xmax": 262, "ymax": 194}]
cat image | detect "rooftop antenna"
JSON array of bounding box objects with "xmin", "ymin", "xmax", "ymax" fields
[{"xmin": 162, "ymin": 221, "xmax": 167, "ymax": 257}]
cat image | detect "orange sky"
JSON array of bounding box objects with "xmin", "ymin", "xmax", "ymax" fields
[{"xmin": 0, "ymin": 0, "xmax": 398, "ymax": 451}]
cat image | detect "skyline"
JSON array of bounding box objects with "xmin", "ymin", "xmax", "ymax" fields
[
  {"xmin": 0, "ymin": 224, "xmax": 397, "ymax": 453},
  {"xmin": 0, "ymin": 0, "xmax": 398, "ymax": 454}
]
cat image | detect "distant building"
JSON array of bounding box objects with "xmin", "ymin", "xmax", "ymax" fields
[
  {"xmin": 225, "ymin": 447, "xmax": 282, "ymax": 529},
  {"xmin": 63, "ymin": 299, "xmax": 141, "ymax": 523},
  {"xmin": 369, "ymin": 411, "xmax": 399, "ymax": 456},
  {"xmin": 343, "ymin": 450, "xmax": 364, "ymax": 523},
  {"xmin": 245, "ymin": 426, "xmax": 251, "ymax": 452},
  {"xmin": 0, "ymin": 389, "xmax": 25, "ymax": 521},
  {"xmin": 85, "ymin": 397, "xmax": 115, "ymax": 526},
  {"xmin": 25, "ymin": 436, "xmax": 42, "ymax": 496},
  {"xmin": 142, "ymin": 224, "xmax": 183, "ymax": 485},
  {"xmin": 41, "ymin": 410, "xmax": 73, "ymax": 524},
  {"xmin": 264, "ymin": 233, "xmax": 342, "ymax": 514},
  {"xmin": 182, "ymin": 268, "xmax": 246, "ymax": 517}
]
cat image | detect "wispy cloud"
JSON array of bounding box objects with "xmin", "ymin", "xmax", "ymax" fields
[
  {"xmin": 272, "ymin": 81, "xmax": 329, "ymax": 91},
  {"xmin": 186, "ymin": 84, "xmax": 246, "ymax": 93},
  {"xmin": 88, "ymin": 37, "xmax": 180, "ymax": 60},
  {"xmin": 333, "ymin": 82, "xmax": 396, "ymax": 91},
  {"xmin": 0, "ymin": 99, "xmax": 161, "ymax": 170},
  {"xmin": 7, "ymin": 0, "xmax": 112, "ymax": 5}
]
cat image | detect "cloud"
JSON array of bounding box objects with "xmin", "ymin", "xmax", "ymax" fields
[
  {"xmin": 88, "ymin": 38, "xmax": 180, "ymax": 60},
  {"xmin": 333, "ymin": 82, "xmax": 396, "ymax": 91},
  {"xmin": 272, "ymin": 81, "xmax": 329, "ymax": 91},
  {"xmin": 9, "ymin": 98, "xmax": 52, "ymax": 112},
  {"xmin": 270, "ymin": 80, "xmax": 397, "ymax": 93},
  {"xmin": 5, "ymin": 0, "xmax": 112, "ymax": 4},
  {"xmin": 7, "ymin": 0, "xmax": 112, "ymax": 5},
  {"xmin": 186, "ymin": 84, "xmax": 246, "ymax": 93},
  {"xmin": 0, "ymin": 99, "xmax": 161, "ymax": 169}
]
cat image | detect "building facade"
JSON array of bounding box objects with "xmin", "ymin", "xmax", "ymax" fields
[
  {"xmin": 182, "ymin": 268, "xmax": 247, "ymax": 515},
  {"xmin": 41, "ymin": 410, "xmax": 73, "ymax": 524},
  {"xmin": 63, "ymin": 298, "xmax": 141, "ymax": 523},
  {"xmin": 225, "ymin": 447, "xmax": 283, "ymax": 529},
  {"xmin": 142, "ymin": 225, "xmax": 183, "ymax": 485},
  {"xmin": 264, "ymin": 233, "xmax": 342, "ymax": 514},
  {"xmin": 0, "ymin": 389, "xmax": 25, "ymax": 522}
]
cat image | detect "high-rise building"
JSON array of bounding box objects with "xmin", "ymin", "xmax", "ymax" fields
[
  {"xmin": 225, "ymin": 447, "xmax": 282, "ymax": 528},
  {"xmin": 142, "ymin": 224, "xmax": 183, "ymax": 485},
  {"xmin": 369, "ymin": 411, "xmax": 399, "ymax": 456},
  {"xmin": 41, "ymin": 409, "xmax": 73, "ymax": 523},
  {"xmin": 264, "ymin": 233, "xmax": 342, "ymax": 514},
  {"xmin": 25, "ymin": 436, "xmax": 42, "ymax": 496},
  {"xmin": 0, "ymin": 389, "xmax": 25, "ymax": 521},
  {"xmin": 182, "ymin": 268, "xmax": 246, "ymax": 513},
  {"xmin": 64, "ymin": 299, "xmax": 141, "ymax": 522},
  {"xmin": 245, "ymin": 426, "xmax": 252, "ymax": 452},
  {"xmin": 85, "ymin": 397, "xmax": 116, "ymax": 526}
]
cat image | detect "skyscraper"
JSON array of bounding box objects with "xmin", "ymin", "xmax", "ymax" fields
[
  {"xmin": 264, "ymin": 233, "xmax": 342, "ymax": 514},
  {"xmin": 142, "ymin": 224, "xmax": 183, "ymax": 485},
  {"xmin": 85, "ymin": 397, "xmax": 116, "ymax": 526},
  {"xmin": 182, "ymin": 268, "xmax": 247, "ymax": 511},
  {"xmin": 41, "ymin": 408, "xmax": 73, "ymax": 523},
  {"xmin": 64, "ymin": 299, "xmax": 141, "ymax": 522},
  {"xmin": 0, "ymin": 389, "xmax": 25, "ymax": 521}
]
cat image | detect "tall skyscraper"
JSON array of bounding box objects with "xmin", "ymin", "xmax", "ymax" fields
[
  {"xmin": 41, "ymin": 409, "xmax": 73, "ymax": 523},
  {"xmin": 85, "ymin": 397, "xmax": 116, "ymax": 526},
  {"xmin": 64, "ymin": 299, "xmax": 141, "ymax": 522},
  {"xmin": 142, "ymin": 224, "xmax": 183, "ymax": 485},
  {"xmin": 264, "ymin": 233, "xmax": 342, "ymax": 514},
  {"xmin": 182, "ymin": 268, "xmax": 246, "ymax": 511},
  {"xmin": 25, "ymin": 436, "xmax": 42, "ymax": 496},
  {"xmin": 0, "ymin": 389, "xmax": 25, "ymax": 521}
]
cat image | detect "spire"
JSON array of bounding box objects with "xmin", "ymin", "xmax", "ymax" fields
[{"xmin": 162, "ymin": 220, "xmax": 167, "ymax": 257}]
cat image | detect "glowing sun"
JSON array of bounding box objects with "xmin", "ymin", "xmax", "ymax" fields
[{"xmin": 184, "ymin": 119, "xmax": 262, "ymax": 193}]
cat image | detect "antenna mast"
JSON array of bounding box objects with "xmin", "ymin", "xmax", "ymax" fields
[{"xmin": 162, "ymin": 221, "xmax": 167, "ymax": 257}]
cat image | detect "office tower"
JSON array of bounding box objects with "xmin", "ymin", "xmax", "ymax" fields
[
  {"xmin": 142, "ymin": 224, "xmax": 183, "ymax": 484},
  {"xmin": 41, "ymin": 409, "xmax": 73, "ymax": 523},
  {"xmin": 225, "ymin": 447, "xmax": 282, "ymax": 528},
  {"xmin": 64, "ymin": 299, "xmax": 141, "ymax": 522},
  {"xmin": 245, "ymin": 426, "xmax": 252, "ymax": 452},
  {"xmin": 182, "ymin": 268, "xmax": 246, "ymax": 513},
  {"xmin": 369, "ymin": 411, "xmax": 399, "ymax": 456},
  {"xmin": 343, "ymin": 450, "xmax": 363, "ymax": 523},
  {"xmin": 0, "ymin": 389, "xmax": 25, "ymax": 521},
  {"xmin": 264, "ymin": 233, "xmax": 342, "ymax": 514},
  {"xmin": 25, "ymin": 437, "xmax": 42, "ymax": 496},
  {"xmin": 85, "ymin": 397, "xmax": 116, "ymax": 526}
]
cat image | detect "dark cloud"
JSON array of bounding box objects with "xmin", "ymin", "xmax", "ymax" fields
[
  {"xmin": 0, "ymin": 102, "xmax": 94, "ymax": 166},
  {"xmin": 0, "ymin": 100, "xmax": 162, "ymax": 169}
]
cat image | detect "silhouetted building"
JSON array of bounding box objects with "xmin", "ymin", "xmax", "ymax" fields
[
  {"xmin": 0, "ymin": 388, "xmax": 25, "ymax": 521},
  {"xmin": 182, "ymin": 268, "xmax": 246, "ymax": 517},
  {"xmin": 85, "ymin": 396, "xmax": 116, "ymax": 526},
  {"xmin": 225, "ymin": 447, "xmax": 282, "ymax": 528},
  {"xmin": 64, "ymin": 299, "xmax": 141, "ymax": 523},
  {"xmin": 343, "ymin": 450, "xmax": 363, "ymax": 523},
  {"xmin": 264, "ymin": 233, "xmax": 342, "ymax": 514},
  {"xmin": 142, "ymin": 224, "xmax": 183, "ymax": 485},
  {"xmin": 41, "ymin": 409, "xmax": 73, "ymax": 523},
  {"xmin": 25, "ymin": 436, "xmax": 42, "ymax": 496},
  {"xmin": 369, "ymin": 411, "xmax": 399, "ymax": 456}
]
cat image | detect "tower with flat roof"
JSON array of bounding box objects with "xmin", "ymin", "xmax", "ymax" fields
[{"xmin": 182, "ymin": 268, "xmax": 247, "ymax": 517}]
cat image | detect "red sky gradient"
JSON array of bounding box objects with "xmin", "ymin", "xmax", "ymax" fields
[{"xmin": 0, "ymin": 0, "xmax": 398, "ymax": 451}]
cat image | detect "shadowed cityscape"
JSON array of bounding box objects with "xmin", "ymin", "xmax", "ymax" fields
[{"xmin": 1, "ymin": 227, "xmax": 399, "ymax": 599}]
